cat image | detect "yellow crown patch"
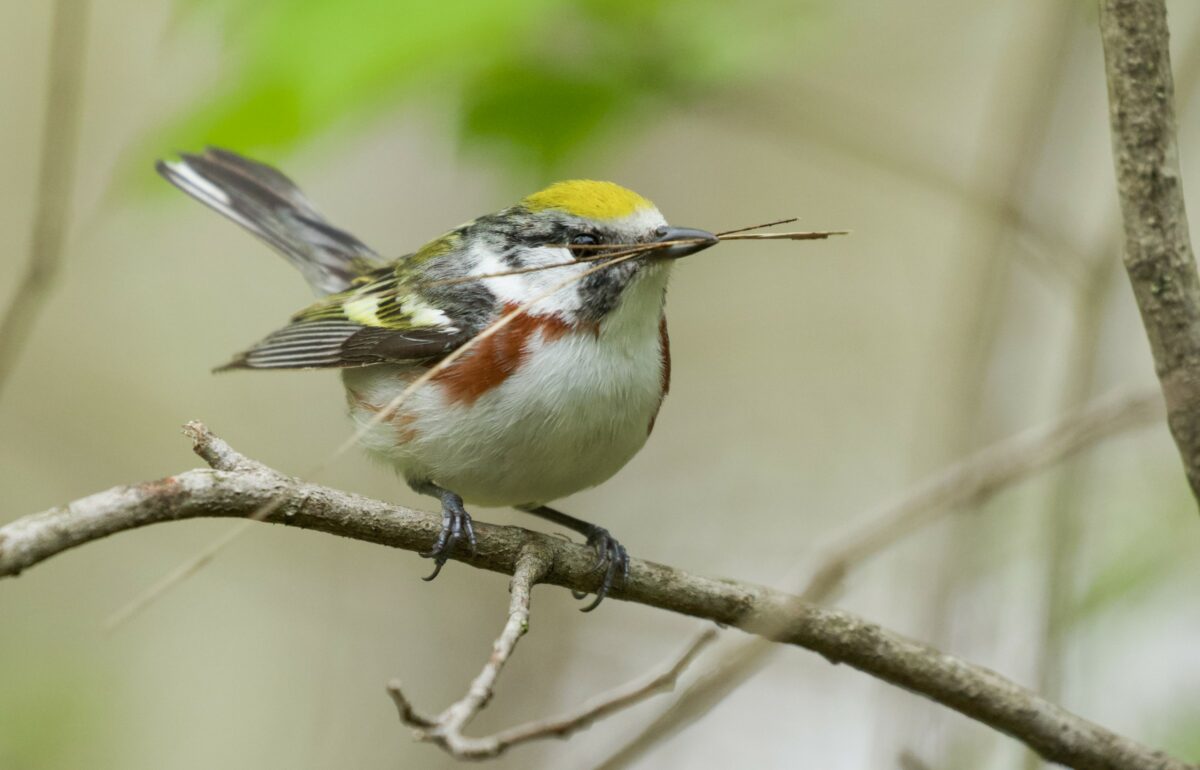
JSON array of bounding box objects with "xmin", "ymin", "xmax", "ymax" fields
[{"xmin": 522, "ymin": 180, "xmax": 654, "ymax": 220}]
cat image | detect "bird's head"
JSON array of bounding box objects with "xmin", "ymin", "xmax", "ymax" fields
[{"xmin": 456, "ymin": 180, "xmax": 717, "ymax": 324}]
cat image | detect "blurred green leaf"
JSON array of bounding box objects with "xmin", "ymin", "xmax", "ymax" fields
[
  {"xmin": 157, "ymin": 0, "xmax": 557, "ymax": 152},
  {"xmin": 460, "ymin": 63, "xmax": 626, "ymax": 168},
  {"xmin": 146, "ymin": 0, "xmax": 820, "ymax": 176}
]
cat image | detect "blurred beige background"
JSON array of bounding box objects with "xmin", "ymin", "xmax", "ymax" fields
[{"xmin": 3, "ymin": 1, "xmax": 1200, "ymax": 768}]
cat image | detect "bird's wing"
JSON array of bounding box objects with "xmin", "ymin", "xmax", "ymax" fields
[{"xmin": 218, "ymin": 266, "xmax": 472, "ymax": 371}]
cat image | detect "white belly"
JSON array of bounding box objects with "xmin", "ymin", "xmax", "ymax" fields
[{"xmin": 343, "ymin": 311, "xmax": 667, "ymax": 507}]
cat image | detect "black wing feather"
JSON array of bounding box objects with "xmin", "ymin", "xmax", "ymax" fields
[
  {"xmin": 157, "ymin": 147, "xmax": 383, "ymax": 295},
  {"xmin": 216, "ymin": 322, "xmax": 469, "ymax": 372}
]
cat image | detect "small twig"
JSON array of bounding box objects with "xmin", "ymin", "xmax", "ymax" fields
[
  {"xmin": 387, "ymin": 544, "xmax": 552, "ymax": 755},
  {"xmin": 420, "ymin": 227, "xmax": 846, "ymax": 287},
  {"xmin": 103, "ymin": 427, "xmax": 296, "ymax": 629},
  {"xmin": 425, "ymin": 226, "xmax": 845, "ymax": 288},
  {"xmin": 483, "ymin": 629, "xmax": 715, "ymax": 751},
  {"xmin": 183, "ymin": 420, "xmax": 264, "ymax": 473},
  {"xmin": 387, "ymin": 543, "xmax": 714, "ymax": 759},
  {"xmin": 717, "ymin": 230, "xmax": 849, "ymax": 241},
  {"xmin": 715, "ymin": 217, "xmax": 799, "ymax": 236},
  {"xmin": 421, "ymin": 240, "xmax": 682, "ymax": 287}
]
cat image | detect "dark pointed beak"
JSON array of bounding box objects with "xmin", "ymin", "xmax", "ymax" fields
[{"xmin": 653, "ymin": 226, "xmax": 719, "ymax": 260}]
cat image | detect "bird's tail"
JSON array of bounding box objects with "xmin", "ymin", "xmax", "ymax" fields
[{"xmin": 156, "ymin": 147, "xmax": 384, "ymax": 296}]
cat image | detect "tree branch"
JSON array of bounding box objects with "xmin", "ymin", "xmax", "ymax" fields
[
  {"xmin": 0, "ymin": 420, "xmax": 1189, "ymax": 769},
  {"xmin": 388, "ymin": 545, "xmax": 552, "ymax": 755},
  {"xmin": 1101, "ymin": 0, "xmax": 1200, "ymax": 508},
  {"xmin": 596, "ymin": 389, "xmax": 1165, "ymax": 770}
]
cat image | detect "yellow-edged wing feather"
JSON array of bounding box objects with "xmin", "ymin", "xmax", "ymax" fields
[{"xmin": 218, "ymin": 258, "xmax": 468, "ymax": 371}]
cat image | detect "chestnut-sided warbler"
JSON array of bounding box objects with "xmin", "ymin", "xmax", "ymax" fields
[{"xmin": 157, "ymin": 148, "xmax": 716, "ymax": 609}]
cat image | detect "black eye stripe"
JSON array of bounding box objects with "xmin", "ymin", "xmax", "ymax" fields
[
  {"xmin": 510, "ymin": 224, "xmax": 571, "ymax": 249},
  {"xmin": 479, "ymin": 212, "xmax": 617, "ymax": 250}
]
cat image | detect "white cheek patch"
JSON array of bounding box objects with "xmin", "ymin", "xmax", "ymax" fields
[
  {"xmin": 467, "ymin": 241, "xmax": 584, "ymax": 316},
  {"xmin": 462, "ymin": 206, "xmax": 670, "ymax": 320}
]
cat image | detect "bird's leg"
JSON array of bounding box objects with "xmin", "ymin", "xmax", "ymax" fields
[
  {"xmin": 412, "ymin": 482, "xmax": 477, "ymax": 581},
  {"xmin": 519, "ymin": 505, "xmax": 629, "ymax": 611}
]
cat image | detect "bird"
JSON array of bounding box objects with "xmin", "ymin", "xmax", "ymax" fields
[{"xmin": 156, "ymin": 147, "xmax": 717, "ymax": 610}]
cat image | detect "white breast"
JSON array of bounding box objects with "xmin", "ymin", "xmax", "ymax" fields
[{"xmin": 344, "ymin": 267, "xmax": 670, "ymax": 507}]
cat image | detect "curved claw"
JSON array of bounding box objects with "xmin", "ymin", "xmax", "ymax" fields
[
  {"xmin": 420, "ymin": 492, "xmax": 475, "ymax": 581},
  {"xmin": 576, "ymin": 527, "xmax": 629, "ymax": 612},
  {"xmin": 422, "ymin": 559, "xmax": 447, "ymax": 582}
]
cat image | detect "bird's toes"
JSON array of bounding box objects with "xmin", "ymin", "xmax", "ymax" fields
[
  {"xmin": 576, "ymin": 527, "xmax": 629, "ymax": 612},
  {"xmin": 420, "ymin": 503, "xmax": 474, "ymax": 581}
]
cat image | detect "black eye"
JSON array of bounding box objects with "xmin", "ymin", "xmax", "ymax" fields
[{"xmin": 570, "ymin": 232, "xmax": 601, "ymax": 247}]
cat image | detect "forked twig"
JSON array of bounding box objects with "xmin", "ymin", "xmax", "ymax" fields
[
  {"xmin": 479, "ymin": 630, "xmax": 714, "ymax": 750},
  {"xmin": 385, "ymin": 544, "xmax": 716, "ymax": 759}
]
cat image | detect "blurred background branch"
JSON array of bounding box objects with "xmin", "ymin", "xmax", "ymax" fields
[
  {"xmin": 699, "ymin": 82, "xmax": 1093, "ymax": 289},
  {"xmin": 895, "ymin": 3, "xmax": 1085, "ymax": 759},
  {"xmin": 0, "ymin": 0, "xmax": 88, "ymax": 399},
  {"xmin": 1026, "ymin": 15, "xmax": 1200, "ymax": 770}
]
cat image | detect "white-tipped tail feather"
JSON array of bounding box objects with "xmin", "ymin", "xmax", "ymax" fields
[{"xmin": 156, "ymin": 147, "xmax": 384, "ymax": 296}]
